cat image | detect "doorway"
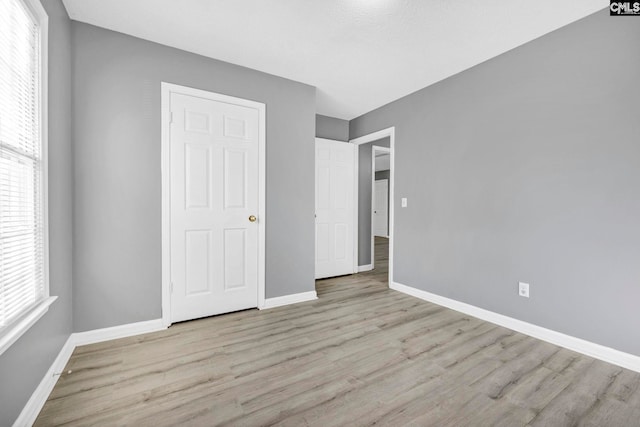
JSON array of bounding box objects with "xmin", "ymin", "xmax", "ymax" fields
[
  {"xmin": 372, "ymin": 147, "xmax": 390, "ymax": 239},
  {"xmin": 350, "ymin": 127, "xmax": 395, "ymax": 286},
  {"xmin": 161, "ymin": 83, "xmax": 266, "ymax": 326}
]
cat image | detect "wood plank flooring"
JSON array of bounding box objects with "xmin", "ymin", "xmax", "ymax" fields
[
  {"xmin": 368, "ymin": 236, "xmax": 389, "ymax": 281},
  {"xmin": 36, "ymin": 237, "xmax": 640, "ymax": 426}
]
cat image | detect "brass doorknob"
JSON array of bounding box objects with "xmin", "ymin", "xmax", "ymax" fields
[{"xmin": 248, "ymin": 215, "xmax": 257, "ymax": 223}]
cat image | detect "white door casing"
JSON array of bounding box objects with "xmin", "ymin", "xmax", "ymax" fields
[
  {"xmin": 161, "ymin": 83, "xmax": 265, "ymax": 325},
  {"xmin": 351, "ymin": 129, "xmax": 395, "ymax": 281},
  {"xmin": 315, "ymin": 138, "xmax": 356, "ymax": 279},
  {"xmin": 374, "ymin": 179, "xmax": 389, "ymax": 237}
]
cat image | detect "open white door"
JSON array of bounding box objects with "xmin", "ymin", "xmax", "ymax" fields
[
  {"xmin": 167, "ymin": 87, "xmax": 264, "ymax": 323},
  {"xmin": 315, "ymin": 138, "xmax": 356, "ymax": 279},
  {"xmin": 373, "ymin": 179, "xmax": 389, "ymax": 237}
]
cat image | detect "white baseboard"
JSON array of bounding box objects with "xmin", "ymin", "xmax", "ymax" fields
[
  {"xmin": 358, "ymin": 264, "xmax": 373, "ymax": 272},
  {"xmin": 261, "ymin": 291, "xmax": 318, "ymax": 309},
  {"xmin": 390, "ymin": 281, "xmax": 640, "ymax": 374},
  {"xmin": 13, "ymin": 319, "xmax": 166, "ymax": 427},
  {"xmin": 13, "ymin": 335, "xmax": 75, "ymax": 427},
  {"xmin": 73, "ymin": 319, "xmax": 166, "ymax": 347}
]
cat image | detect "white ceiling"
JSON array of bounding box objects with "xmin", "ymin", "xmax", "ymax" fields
[{"xmin": 62, "ymin": 0, "xmax": 606, "ymax": 120}]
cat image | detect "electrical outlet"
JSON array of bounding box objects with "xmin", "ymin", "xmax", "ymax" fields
[{"xmin": 518, "ymin": 282, "xmax": 530, "ymax": 298}]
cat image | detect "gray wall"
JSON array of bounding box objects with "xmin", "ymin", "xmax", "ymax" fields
[
  {"xmin": 0, "ymin": 0, "xmax": 74, "ymax": 424},
  {"xmin": 375, "ymin": 170, "xmax": 390, "ymax": 181},
  {"xmin": 315, "ymin": 114, "xmax": 349, "ymax": 141},
  {"xmin": 72, "ymin": 23, "xmax": 316, "ymax": 331},
  {"xmin": 358, "ymin": 137, "xmax": 390, "ymax": 265},
  {"xmin": 350, "ymin": 10, "xmax": 640, "ymax": 356}
]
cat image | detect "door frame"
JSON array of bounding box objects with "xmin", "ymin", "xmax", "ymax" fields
[
  {"xmin": 160, "ymin": 82, "xmax": 266, "ymax": 327},
  {"xmin": 350, "ymin": 127, "xmax": 395, "ymax": 285}
]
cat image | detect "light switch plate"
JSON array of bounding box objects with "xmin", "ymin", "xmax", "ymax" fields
[
  {"xmin": 401, "ymin": 198, "xmax": 407, "ymax": 208},
  {"xmin": 519, "ymin": 282, "xmax": 530, "ymax": 298}
]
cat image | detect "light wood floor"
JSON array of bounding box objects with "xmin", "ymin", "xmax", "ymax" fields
[{"xmin": 36, "ymin": 237, "xmax": 640, "ymax": 426}]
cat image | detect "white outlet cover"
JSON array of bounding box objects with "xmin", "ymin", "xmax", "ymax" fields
[{"xmin": 519, "ymin": 282, "xmax": 530, "ymax": 298}]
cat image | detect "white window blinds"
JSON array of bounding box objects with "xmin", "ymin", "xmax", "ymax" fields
[{"xmin": 0, "ymin": 0, "xmax": 46, "ymax": 331}]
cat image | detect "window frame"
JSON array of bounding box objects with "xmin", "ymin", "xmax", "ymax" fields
[{"xmin": 0, "ymin": 0, "xmax": 55, "ymax": 356}]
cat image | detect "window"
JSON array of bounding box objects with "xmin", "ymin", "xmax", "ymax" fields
[{"xmin": 0, "ymin": 0, "xmax": 52, "ymax": 355}]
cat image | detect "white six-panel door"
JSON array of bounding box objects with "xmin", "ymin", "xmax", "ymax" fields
[
  {"xmin": 168, "ymin": 90, "xmax": 263, "ymax": 323},
  {"xmin": 374, "ymin": 179, "xmax": 389, "ymax": 237},
  {"xmin": 315, "ymin": 138, "xmax": 356, "ymax": 279}
]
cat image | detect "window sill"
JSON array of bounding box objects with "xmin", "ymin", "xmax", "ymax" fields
[{"xmin": 0, "ymin": 296, "xmax": 58, "ymax": 356}]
